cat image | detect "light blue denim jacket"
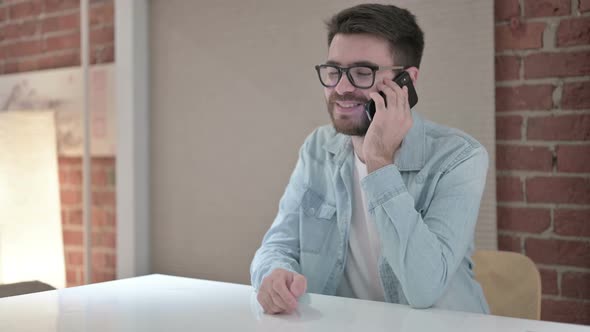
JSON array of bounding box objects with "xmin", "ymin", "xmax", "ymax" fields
[{"xmin": 250, "ymin": 111, "xmax": 490, "ymax": 314}]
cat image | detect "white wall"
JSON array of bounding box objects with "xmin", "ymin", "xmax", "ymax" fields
[{"xmin": 149, "ymin": 0, "xmax": 496, "ymax": 284}]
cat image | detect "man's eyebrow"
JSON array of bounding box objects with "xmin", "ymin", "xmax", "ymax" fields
[
  {"xmin": 324, "ymin": 60, "xmax": 378, "ymax": 67},
  {"xmin": 350, "ymin": 61, "xmax": 378, "ymax": 67}
]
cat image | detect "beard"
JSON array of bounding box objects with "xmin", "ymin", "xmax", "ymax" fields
[{"xmin": 327, "ymin": 92, "xmax": 371, "ymax": 136}]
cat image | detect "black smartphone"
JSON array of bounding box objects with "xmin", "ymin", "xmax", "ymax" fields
[{"xmin": 364, "ymin": 71, "xmax": 418, "ymax": 121}]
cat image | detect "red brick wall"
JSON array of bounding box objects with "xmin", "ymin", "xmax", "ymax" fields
[
  {"xmin": 0, "ymin": 0, "xmax": 114, "ymax": 74},
  {"xmin": 0, "ymin": 0, "xmax": 116, "ymax": 286},
  {"xmin": 60, "ymin": 157, "xmax": 116, "ymax": 285},
  {"xmin": 495, "ymin": 0, "xmax": 590, "ymax": 325}
]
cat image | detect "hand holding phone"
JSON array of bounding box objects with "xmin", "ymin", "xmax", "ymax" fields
[{"xmin": 365, "ymin": 71, "xmax": 418, "ymax": 121}]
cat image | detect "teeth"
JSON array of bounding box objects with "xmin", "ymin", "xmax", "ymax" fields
[{"xmin": 338, "ymin": 103, "xmax": 362, "ymax": 108}]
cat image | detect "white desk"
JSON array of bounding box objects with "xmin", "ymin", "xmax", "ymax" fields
[{"xmin": 0, "ymin": 274, "xmax": 587, "ymax": 331}]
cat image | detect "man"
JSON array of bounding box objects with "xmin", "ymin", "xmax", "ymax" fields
[{"xmin": 250, "ymin": 4, "xmax": 489, "ymax": 315}]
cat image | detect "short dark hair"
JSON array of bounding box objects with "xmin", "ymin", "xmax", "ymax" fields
[{"xmin": 326, "ymin": 4, "xmax": 425, "ymax": 68}]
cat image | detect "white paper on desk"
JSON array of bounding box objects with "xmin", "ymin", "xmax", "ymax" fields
[{"xmin": 0, "ymin": 111, "xmax": 65, "ymax": 288}]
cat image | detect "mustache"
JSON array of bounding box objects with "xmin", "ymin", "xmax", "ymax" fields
[{"xmin": 328, "ymin": 93, "xmax": 368, "ymax": 104}]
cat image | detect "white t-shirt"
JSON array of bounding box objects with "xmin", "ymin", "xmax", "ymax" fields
[{"xmin": 336, "ymin": 153, "xmax": 385, "ymax": 301}]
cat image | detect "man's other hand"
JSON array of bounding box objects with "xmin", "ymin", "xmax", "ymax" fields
[{"xmin": 256, "ymin": 269, "xmax": 307, "ymax": 314}]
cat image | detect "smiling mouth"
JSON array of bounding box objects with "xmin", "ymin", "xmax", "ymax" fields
[
  {"xmin": 333, "ymin": 101, "xmax": 366, "ymax": 114},
  {"xmin": 335, "ymin": 101, "xmax": 365, "ymax": 108}
]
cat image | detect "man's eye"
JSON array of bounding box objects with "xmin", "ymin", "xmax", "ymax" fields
[{"xmin": 353, "ymin": 68, "xmax": 373, "ymax": 76}]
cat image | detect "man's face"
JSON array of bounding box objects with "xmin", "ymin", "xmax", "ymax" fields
[{"xmin": 324, "ymin": 33, "xmax": 396, "ymax": 136}]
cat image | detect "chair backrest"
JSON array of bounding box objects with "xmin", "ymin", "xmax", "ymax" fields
[{"xmin": 472, "ymin": 250, "xmax": 541, "ymax": 320}]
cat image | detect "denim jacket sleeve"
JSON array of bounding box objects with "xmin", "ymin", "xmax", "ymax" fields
[
  {"xmin": 249, "ymin": 142, "xmax": 308, "ymax": 290},
  {"xmin": 361, "ymin": 145, "xmax": 489, "ymax": 308}
]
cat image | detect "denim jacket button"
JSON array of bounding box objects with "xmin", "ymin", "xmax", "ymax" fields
[{"xmin": 308, "ymin": 208, "xmax": 316, "ymax": 215}]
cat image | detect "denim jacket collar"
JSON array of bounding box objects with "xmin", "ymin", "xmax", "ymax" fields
[{"xmin": 323, "ymin": 110, "xmax": 426, "ymax": 171}]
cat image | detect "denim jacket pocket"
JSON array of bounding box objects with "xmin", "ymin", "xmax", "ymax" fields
[{"xmin": 300, "ymin": 189, "xmax": 337, "ymax": 254}]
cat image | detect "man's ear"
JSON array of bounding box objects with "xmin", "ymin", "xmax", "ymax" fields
[{"xmin": 405, "ymin": 66, "xmax": 419, "ymax": 84}]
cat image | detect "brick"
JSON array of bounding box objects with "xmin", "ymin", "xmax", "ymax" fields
[
  {"xmin": 92, "ymin": 231, "xmax": 116, "ymax": 249},
  {"xmin": 41, "ymin": 13, "xmax": 79, "ymax": 33},
  {"xmin": 496, "ymin": 115, "xmax": 522, "ymax": 140},
  {"xmin": 66, "ymin": 209, "xmax": 82, "ymax": 225},
  {"xmin": 554, "ymin": 209, "xmax": 590, "ymax": 237},
  {"xmin": 66, "ymin": 251, "xmax": 84, "ymax": 266},
  {"xmin": 92, "ymin": 157, "xmax": 116, "ymax": 166},
  {"xmin": 92, "ymin": 271, "xmax": 116, "ymax": 283},
  {"xmin": 44, "ymin": 0, "xmax": 79, "ymax": 13},
  {"xmin": 581, "ymin": 0, "xmax": 590, "ymax": 12},
  {"xmin": 105, "ymin": 210, "xmax": 116, "ymax": 226},
  {"xmin": 16, "ymin": 58, "xmax": 38, "ymax": 73},
  {"xmin": 541, "ymin": 299, "xmax": 590, "ymax": 324},
  {"xmin": 2, "ymin": 21, "xmax": 40, "ymax": 40},
  {"xmin": 562, "ymin": 81, "xmax": 590, "ymax": 110},
  {"xmin": 66, "ymin": 269, "xmax": 79, "ymax": 285},
  {"xmin": 0, "ymin": 7, "xmax": 7, "ymax": 24},
  {"xmin": 497, "ymin": 176, "xmax": 524, "ymax": 202},
  {"xmin": 60, "ymin": 169, "xmax": 82, "ymax": 185},
  {"xmin": 90, "ymin": 26, "xmax": 114, "ymax": 45},
  {"xmin": 63, "ymin": 230, "xmax": 83, "ymax": 246},
  {"xmin": 92, "ymin": 207, "xmax": 106, "ymax": 227},
  {"xmin": 524, "ymin": 0, "xmax": 570, "ymax": 17},
  {"xmin": 496, "ymin": 85, "xmax": 554, "ymax": 111},
  {"xmin": 92, "ymin": 169, "xmax": 108, "ymax": 186},
  {"xmin": 58, "ymin": 169, "xmax": 66, "ymax": 184},
  {"xmin": 44, "ymin": 32, "xmax": 81, "ymax": 52},
  {"xmin": 527, "ymin": 115, "xmax": 590, "ymax": 141},
  {"xmin": 496, "ymin": 145, "xmax": 553, "ymax": 171},
  {"xmin": 498, "ymin": 235, "xmax": 521, "ymax": 252},
  {"xmin": 3, "ymin": 62, "xmax": 17, "ymax": 74},
  {"xmin": 562, "ymin": 272, "xmax": 590, "ymax": 299},
  {"xmin": 556, "ymin": 145, "xmax": 590, "ymax": 173},
  {"xmin": 525, "ymin": 238, "xmax": 590, "ymax": 268},
  {"xmin": 59, "ymin": 157, "xmax": 82, "ymax": 167},
  {"xmin": 92, "ymin": 251, "xmax": 116, "ymax": 270},
  {"xmin": 75, "ymin": 271, "xmax": 86, "ymax": 285},
  {"xmin": 9, "ymin": 1, "xmax": 43, "ymax": 20},
  {"xmin": 4, "ymin": 40, "xmax": 42, "ymax": 58},
  {"xmin": 526, "ymin": 176, "xmax": 590, "ymax": 204},
  {"xmin": 539, "ymin": 268, "xmax": 558, "ymax": 295},
  {"xmin": 497, "ymin": 206, "xmax": 551, "ymax": 233},
  {"xmin": 90, "ymin": 2, "xmax": 114, "ymax": 26},
  {"xmin": 495, "ymin": 56, "xmax": 520, "ymax": 81},
  {"xmin": 0, "ymin": 23, "xmax": 19, "ymax": 41},
  {"xmin": 495, "ymin": 22, "xmax": 545, "ymax": 51},
  {"xmin": 557, "ymin": 17, "xmax": 590, "ymax": 47},
  {"xmin": 495, "ymin": 0, "xmax": 520, "ymax": 21},
  {"xmin": 92, "ymin": 190, "xmax": 115, "ymax": 206},
  {"xmin": 60, "ymin": 189, "xmax": 82, "ymax": 205},
  {"xmin": 38, "ymin": 51, "xmax": 80, "ymax": 70},
  {"xmin": 524, "ymin": 51, "xmax": 590, "ymax": 78}
]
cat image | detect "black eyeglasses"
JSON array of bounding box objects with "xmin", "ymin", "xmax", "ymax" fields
[{"xmin": 315, "ymin": 64, "xmax": 404, "ymax": 89}]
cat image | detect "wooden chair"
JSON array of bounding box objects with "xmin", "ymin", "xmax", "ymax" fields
[{"xmin": 472, "ymin": 250, "xmax": 541, "ymax": 320}]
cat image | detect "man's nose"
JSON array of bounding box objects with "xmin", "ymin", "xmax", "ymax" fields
[{"xmin": 334, "ymin": 74, "xmax": 356, "ymax": 95}]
